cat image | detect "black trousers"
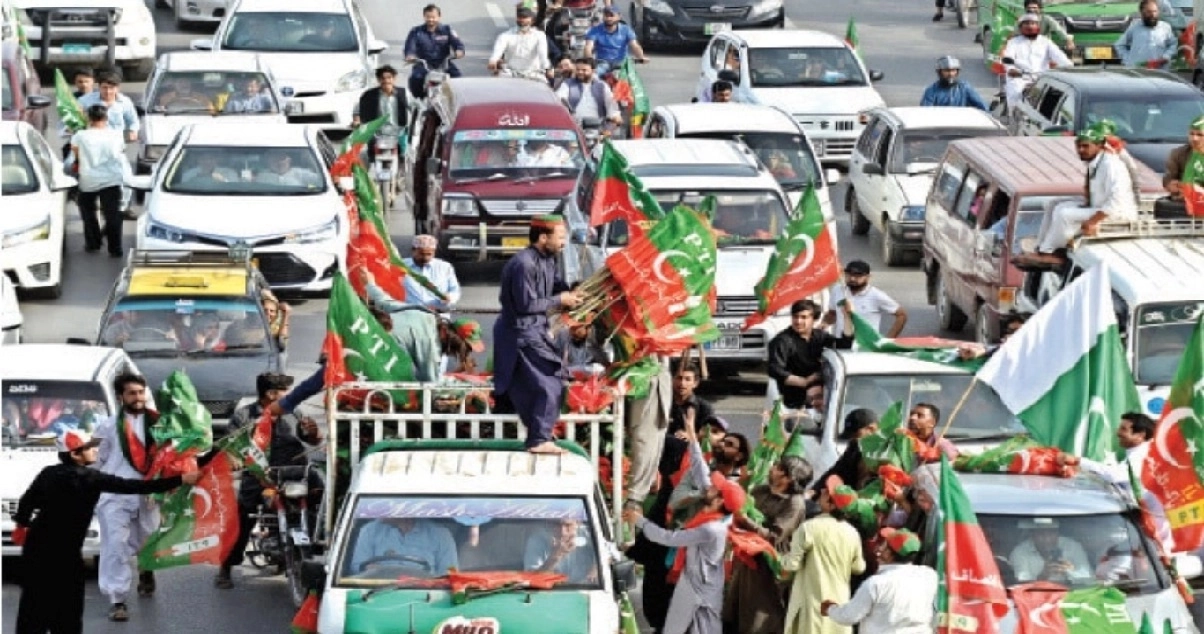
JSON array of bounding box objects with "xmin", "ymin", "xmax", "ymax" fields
[
  {"xmin": 16, "ymin": 557, "xmax": 86, "ymax": 634},
  {"xmin": 222, "ymin": 502, "xmax": 257, "ymax": 568},
  {"xmin": 77, "ymin": 185, "xmax": 123, "ymax": 255}
]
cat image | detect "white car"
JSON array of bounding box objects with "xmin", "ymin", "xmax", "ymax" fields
[
  {"xmin": 1, "ymin": 344, "xmax": 142, "ymax": 560},
  {"xmin": 0, "ymin": 276, "xmax": 21, "ymax": 344},
  {"xmin": 13, "ymin": 0, "xmax": 156, "ymax": 80},
  {"xmin": 163, "ymin": 0, "xmax": 229, "ymax": 30},
  {"xmin": 696, "ymin": 29, "xmax": 886, "ymax": 167},
  {"xmin": 847, "ymin": 107, "xmax": 1006, "ymax": 266},
  {"xmin": 131, "ymin": 122, "xmax": 349, "ymax": 293},
  {"xmin": 136, "ymin": 51, "xmax": 290, "ymax": 176},
  {"xmin": 1, "ymin": 121, "xmax": 74, "ymax": 298},
  {"xmin": 192, "ymin": 0, "xmax": 387, "ymax": 135}
]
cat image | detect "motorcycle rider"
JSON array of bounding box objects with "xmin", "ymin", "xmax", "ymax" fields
[
  {"xmin": 403, "ymin": 4, "xmax": 466, "ymax": 100},
  {"xmin": 557, "ymin": 58, "xmax": 623, "ymax": 128},
  {"xmin": 584, "ymin": 6, "xmax": 648, "ymax": 76},
  {"xmin": 214, "ymin": 372, "xmax": 322, "ymax": 590},
  {"xmin": 1001, "ymin": 13, "xmax": 1073, "ymax": 112},
  {"xmin": 919, "ymin": 56, "xmax": 989, "ymax": 110},
  {"xmin": 488, "ymin": 5, "xmax": 552, "ymax": 81},
  {"xmin": 1023, "ymin": 0, "xmax": 1074, "ymax": 52},
  {"xmin": 352, "ymin": 66, "xmax": 408, "ymax": 161}
]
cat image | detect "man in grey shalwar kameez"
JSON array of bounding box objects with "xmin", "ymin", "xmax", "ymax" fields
[{"xmin": 625, "ymin": 470, "xmax": 743, "ymax": 634}]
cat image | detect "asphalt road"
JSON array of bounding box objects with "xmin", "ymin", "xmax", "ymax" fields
[{"xmin": 2, "ymin": 0, "xmax": 1014, "ymax": 629}]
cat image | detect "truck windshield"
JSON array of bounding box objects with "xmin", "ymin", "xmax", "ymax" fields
[
  {"xmin": 335, "ymin": 495, "xmax": 601, "ymax": 590},
  {"xmin": 838, "ymin": 373, "xmax": 1025, "ymax": 441},
  {"xmin": 2, "ymin": 380, "xmax": 109, "ymax": 446},
  {"xmin": 1133, "ymin": 301, "xmax": 1204, "ymax": 385},
  {"xmin": 976, "ymin": 512, "xmax": 1166, "ymax": 594},
  {"xmin": 448, "ymin": 129, "xmax": 583, "ymax": 179}
]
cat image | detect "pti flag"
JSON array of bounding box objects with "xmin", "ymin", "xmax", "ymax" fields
[
  {"xmin": 1143, "ymin": 316, "xmax": 1204, "ymax": 551},
  {"xmin": 138, "ymin": 451, "xmax": 239, "ymax": 571},
  {"xmin": 743, "ymin": 184, "xmax": 839, "ymax": 329},
  {"xmin": 857, "ymin": 401, "xmax": 916, "ymax": 473},
  {"xmin": 936, "ymin": 455, "xmax": 1008, "ymax": 633},
  {"xmin": 344, "ymin": 188, "xmax": 407, "ymax": 301},
  {"xmin": 978, "ymin": 263, "xmax": 1140, "ymax": 462},
  {"xmin": 221, "ymin": 407, "xmax": 273, "ymax": 482},
  {"xmin": 589, "ymin": 140, "xmax": 666, "ymax": 229},
  {"xmin": 54, "ymin": 69, "xmax": 87, "ymax": 134},
  {"xmin": 322, "ymin": 273, "xmax": 418, "ymax": 408},
  {"xmin": 1012, "ymin": 583, "xmax": 1137, "ymax": 633},
  {"xmin": 852, "ymin": 312, "xmax": 986, "ymax": 371},
  {"xmin": 351, "ymin": 163, "xmax": 446, "ymax": 301},
  {"xmin": 1179, "ymin": 149, "xmax": 1204, "ymax": 217},
  {"xmin": 145, "ymin": 370, "xmax": 214, "ymax": 480},
  {"xmin": 340, "ymin": 114, "xmax": 388, "ymax": 155}
]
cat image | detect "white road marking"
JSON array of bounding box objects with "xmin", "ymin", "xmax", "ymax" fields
[{"xmin": 485, "ymin": 2, "xmax": 508, "ymax": 29}]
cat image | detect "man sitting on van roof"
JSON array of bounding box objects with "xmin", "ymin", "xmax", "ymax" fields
[{"xmin": 1016, "ymin": 121, "xmax": 1139, "ymax": 267}]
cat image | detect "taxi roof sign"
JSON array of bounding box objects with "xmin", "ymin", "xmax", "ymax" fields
[{"xmin": 121, "ymin": 250, "xmax": 253, "ymax": 297}]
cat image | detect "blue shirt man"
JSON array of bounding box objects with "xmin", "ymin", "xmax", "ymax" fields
[
  {"xmin": 403, "ymin": 4, "xmax": 465, "ymax": 97},
  {"xmin": 523, "ymin": 519, "xmax": 596, "ymax": 583},
  {"xmin": 349, "ymin": 518, "xmax": 458, "ymax": 574},
  {"xmin": 403, "ymin": 234, "xmax": 461, "ymax": 312},
  {"xmin": 919, "ymin": 58, "xmax": 989, "ymax": 111},
  {"xmin": 76, "ymin": 89, "xmax": 139, "ymax": 141},
  {"xmin": 584, "ymin": 8, "xmax": 645, "ymax": 75}
]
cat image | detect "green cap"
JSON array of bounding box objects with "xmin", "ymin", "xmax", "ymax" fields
[
  {"xmin": 1191, "ymin": 114, "xmax": 1204, "ymax": 132},
  {"xmin": 1077, "ymin": 120, "xmax": 1112, "ymax": 144}
]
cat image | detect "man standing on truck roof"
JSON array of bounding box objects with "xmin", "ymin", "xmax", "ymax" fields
[{"xmin": 494, "ymin": 215, "xmax": 582, "ymax": 454}]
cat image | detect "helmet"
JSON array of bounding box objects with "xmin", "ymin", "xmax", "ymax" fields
[
  {"xmin": 1018, "ymin": 13, "xmax": 1042, "ymax": 36},
  {"xmin": 936, "ymin": 55, "xmax": 961, "ymax": 71}
]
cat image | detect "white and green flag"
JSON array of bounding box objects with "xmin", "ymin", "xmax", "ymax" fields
[{"xmin": 977, "ymin": 263, "xmax": 1139, "ymax": 461}]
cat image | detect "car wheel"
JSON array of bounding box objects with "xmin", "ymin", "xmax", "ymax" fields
[
  {"xmin": 881, "ymin": 219, "xmax": 904, "ymax": 267},
  {"xmin": 849, "ymin": 193, "xmax": 871, "ymax": 236},
  {"xmin": 936, "ymin": 273, "xmax": 968, "ymax": 332},
  {"xmin": 974, "ymin": 303, "xmax": 993, "ymax": 345}
]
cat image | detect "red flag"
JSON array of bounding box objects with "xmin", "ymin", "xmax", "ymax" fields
[
  {"xmin": 330, "ymin": 143, "xmax": 364, "ymax": 180},
  {"xmin": 1182, "ymin": 22, "xmax": 1197, "ymax": 67},
  {"xmin": 290, "ymin": 591, "xmax": 320, "ymax": 634},
  {"xmin": 1011, "ymin": 582, "xmax": 1070, "ymax": 634},
  {"xmin": 937, "ymin": 456, "xmax": 1009, "ymax": 633},
  {"xmin": 345, "ymin": 191, "xmax": 407, "ymax": 301},
  {"xmin": 727, "ymin": 527, "xmax": 782, "ymax": 577},
  {"xmin": 589, "ymin": 141, "xmax": 665, "ymax": 229},
  {"xmin": 136, "ymin": 451, "xmax": 240, "ymax": 570}
]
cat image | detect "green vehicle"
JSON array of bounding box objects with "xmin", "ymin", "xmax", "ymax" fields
[{"xmin": 978, "ymin": 0, "xmax": 1190, "ymax": 70}]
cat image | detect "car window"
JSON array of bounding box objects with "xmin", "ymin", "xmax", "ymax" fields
[
  {"xmin": 933, "ymin": 159, "xmax": 965, "ymax": 211},
  {"xmin": 148, "ymin": 71, "xmax": 278, "ymax": 115},
  {"xmin": 2, "ymin": 380, "xmax": 110, "ymax": 445},
  {"xmin": 163, "ymin": 145, "xmax": 327, "ymax": 194},
  {"xmin": 874, "ymin": 127, "xmax": 893, "ymax": 167},
  {"xmin": 747, "ymin": 47, "xmax": 866, "ymax": 87},
  {"xmin": 838, "ymin": 373, "xmax": 1023, "ymax": 439},
  {"xmin": 1082, "ymin": 96, "xmax": 1204, "ymax": 143},
  {"xmin": 646, "ymin": 114, "xmax": 665, "ymax": 138},
  {"xmin": 652, "ymin": 190, "xmax": 789, "ymax": 245},
  {"xmin": 223, "ymin": 12, "xmax": 358, "ymax": 53},
  {"xmin": 890, "ymin": 132, "xmax": 999, "ymax": 173},
  {"xmin": 1133, "ymin": 301, "xmax": 1204, "ymax": 385},
  {"xmin": 1009, "ymin": 196, "xmax": 1063, "ymax": 255},
  {"xmin": 676, "ymin": 131, "xmax": 821, "ymax": 189},
  {"xmin": 1055, "ymin": 92, "xmax": 1076, "ymax": 127},
  {"xmin": 1037, "ymin": 85, "xmax": 1065, "ymax": 121},
  {"xmin": 1, "ymin": 144, "xmax": 39, "ymax": 194},
  {"xmin": 100, "ymin": 297, "xmax": 271, "ymax": 354},
  {"xmin": 854, "ymin": 116, "xmax": 879, "ymax": 157},
  {"xmin": 27, "ymin": 133, "xmax": 56, "ymax": 178},
  {"xmin": 1, "ymin": 69, "xmax": 13, "ymax": 111},
  {"xmin": 953, "ymin": 172, "xmax": 985, "ymax": 225},
  {"xmin": 1025, "ymin": 83, "xmax": 1045, "ymax": 110}
]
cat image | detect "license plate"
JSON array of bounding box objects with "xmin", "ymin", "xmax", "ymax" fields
[
  {"xmin": 502, "ymin": 236, "xmax": 527, "ymax": 248},
  {"xmin": 704, "ymin": 22, "xmax": 731, "ymax": 35},
  {"xmin": 63, "ymin": 42, "xmax": 92, "ymax": 54},
  {"xmin": 705, "ymin": 335, "xmax": 740, "ymax": 350},
  {"xmin": 374, "ymin": 167, "xmax": 392, "ymax": 180},
  {"xmin": 1084, "ymin": 46, "xmax": 1113, "ymax": 60},
  {"xmin": 572, "ymin": 17, "xmax": 592, "ymax": 28},
  {"xmin": 290, "ymin": 529, "xmax": 310, "ymax": 546}
]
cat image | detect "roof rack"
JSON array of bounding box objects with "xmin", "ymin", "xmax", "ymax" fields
[
  {"xmin": 1084, "ymin": 217, "xmax": 1204, "ymax": 242},
  {"xmin": 123, "ymin": 249, "xmax": 253, "ymax": 270}
]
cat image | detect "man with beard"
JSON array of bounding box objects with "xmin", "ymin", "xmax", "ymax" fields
[
  {"xmin": 1115, "ymin": 0, "xmax": 1178, "ymax": 68},
  {"xmin": 823, "ymin": 261, "xmax": 906, "ymax": 339},
  {"xmin": 919, "ymin": 56, "xmax": 988, "ymax": 110},
  {"xmin": 667, "ymin": 412, "xmax": 748, "ymax": 523},
  {"xmin": 1001, "ymin": 13, "xmax": 1073, "ymax": 112}
]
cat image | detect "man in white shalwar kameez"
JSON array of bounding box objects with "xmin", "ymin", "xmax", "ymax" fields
[{"xmin": 1002, "ymin": 14, "xmax": 1073, "ymax": 111}]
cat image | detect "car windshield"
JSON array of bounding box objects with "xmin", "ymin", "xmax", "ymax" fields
[
  {"xmin": 1081, "ymin": 96, "xmax": 1204, "ymax": 144},
  {"xmin": 1133, "ymin": 301, "xmax": 1204, "ymax": 385},
  {"xmin": 163, "ymin": 145, "xmax": 326, "ymax": 195},
  {"xmin": 1047, "ymin": 0, "xmax": 1138, "ymax": 4},
  {"xmin": 977, "ymin": 512, "xmax": 1166, "ymax": 594},
  {"xmin": 890, "ymin": 131, "xmax": 1001, "ymax": 173},
  {"xmin": 747, "ymin": 47, "xmax": 866, "ymax": 87},
  {"xmin": 1, "ymin": 70, "xmax": 12, "ymax": 111},
  {"xmin": 223, "ymin": 12, "xmax": 358, "ymax": 52},
  {"xmin": 447, "ymin": 129, "xmax": 583, "ymax": 179},
  {"xmin": 839, "ymin": 373, "xmax": 1025, "ymax": 440},
  {"xmin": 2, "ymin": 380, "xmax": 110, "ymax": 446},
  {"xmin": 99, "ymin": 297, "xmax": 271, "ymax": 356},
  {"xmin": 605, "ymin": 190, "xmax": 789, "ymax": 248},
  {"xmin": 1, "ymin": 144, "xmax": 38, "ymax": 195},
  {"xmin": 335, "ymin": 495, "xmax": 601, "ymax": 590},
  {"xmin": 148, "ymin": 71, "xmax": 277, "ymax": 115},
  {"xmin": 678, "ymin": 131, "xmax": 821, "ymax": 189}
]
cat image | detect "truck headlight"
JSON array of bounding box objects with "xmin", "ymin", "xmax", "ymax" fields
[
  {"xmin": 2, "ymin": 217, "xmax": 51, "ymax": 247},
  {"xmin": 146, "ymin": 222, "xmax": 187, "ymax": 243},
  {"xmin": 286, "ymin": 218, "xmax": 339, "ymax": 244},
  {"xmin": 336, "ymin": 69, "xmax": 369, "ymax": 93},
  {"xmin": 442, "ymin": 195, "xmax": 476, "ymax": 216},
  {"xmin": 900, "ymin": 205, "xmax": 925, "ymax": 221},
  {"xmin": 646, "ymin": 0, "xmax": 674, "ymax": 15},
  {"xmin": 142, "ymin": 145, "xmax": 168, "ymax": 162}
]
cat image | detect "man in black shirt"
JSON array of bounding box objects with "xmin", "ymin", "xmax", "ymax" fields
[
  {"xmin": 767, "ymin": 299, "xmax": 854, "ymax": 409},
  {"xmin": 667, "ymin": 360, "xmax": 715, "ymax": 437}
]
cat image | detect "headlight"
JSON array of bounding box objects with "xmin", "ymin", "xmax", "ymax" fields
[
  {"xmin": 286, "ymin": 218, "xmax": 339, "ymax": 244},
  {"xmin": 146, "ymin": 222, "xmax": 188, "ymax": 243},
  {"xmin": 336, "ymin": 69, "xmax": 369, "ymax": 93},
  {"xmin": 900, "ymin": 205, "xmax": 925, "ymax": 221},
  {"xmin": 646, "ymin": 0, "xmax": 674, "ymax": 15},
  {"xmin": 442, "ymin": 195, "xmax": 476, "ymax": 216},
  {"xmin": 142, "ymin": 145, "xmax": 168, "ymax": 162},
  {"xmin": 2, "ymin": 217, "xmax": 51, "ymax": 248},
  {"xmin": 750, "ymin": 0, "xmax": 784, "ymax": 15}
]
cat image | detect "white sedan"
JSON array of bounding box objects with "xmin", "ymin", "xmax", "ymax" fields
[{"xmin": 0, "ymin": 121, "xmax": 75, "ymax": 299}]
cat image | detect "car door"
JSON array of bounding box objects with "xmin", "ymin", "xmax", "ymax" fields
[
  {"xmin": 850, "ymin": 116, "xmax": 888, "ymax": 223},
  {"xmin": 947, "ymin": 169, "xmax": 986, "ymax": 309}
]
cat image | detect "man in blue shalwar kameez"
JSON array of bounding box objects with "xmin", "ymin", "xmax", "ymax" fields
[{"xmin": 494, "ymin": 215, "xmax": 582, "ymax": 454}]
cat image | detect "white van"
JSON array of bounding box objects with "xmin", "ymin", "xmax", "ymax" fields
[{"xmin": 564, "ymin": 139, "xmax": 830, "ymax": 365}]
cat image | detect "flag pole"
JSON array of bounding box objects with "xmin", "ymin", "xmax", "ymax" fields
[
  {"xmin": 936, "ymin": 376, "xmax": 979, "ymax": 443},
  {"xmin": 696, "ymin": 344, "xmax": 709, "ymax": 380}
]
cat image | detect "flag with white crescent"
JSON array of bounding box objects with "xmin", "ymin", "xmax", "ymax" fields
[
  {"xmin": 937, "ymin": 455, "xmax": 1008, "ymax": 634},
  {"xmin": 138, "ymin": 450, "xmax": 239, "ymax": 570},
  {"xmin": 1143, "ymin": 315, "xmax": 1204, "ymax": 551},
  {"xmin": 322, "ymin": 273, "xmax": 419, "ymax": 409},
  {"xmin": 1011, "ymin": 582, "xmax": 1071, "ymax": 633},
  {"xmin": 588, "ymin": 140, "xmax": 665, "ymax": 231}
]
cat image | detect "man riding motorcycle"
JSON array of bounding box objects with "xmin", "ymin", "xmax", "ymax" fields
[
  {"xmin": 488, "ymin": 5, "xmax": 552, "ymax": 81},
  {"xmin": 583, "ymin": 6, "xmax": 648, "ymax": 76},
  {"xmin": 1002, "ymin": 13, "xmax": 1073, "ymax": 112},
  {"xmin": 1024, "ymin": 0, "xmax": 1075, "ymax": 52},
  {"xmin": 920, "ymin": 56, "xmax": 989, "ymax": 110},
  {"xmin": 403, "ymin": 4, "xmax": 466, "ymax": 100}
]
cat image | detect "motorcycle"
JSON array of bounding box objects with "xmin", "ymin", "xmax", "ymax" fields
[
  {"xmin": 245, "ymin": 464, "xmax": 321, "ymax": 608},
  {"xmin": 373, "ymin": 123, "xmax": 404, "ymax": 212},
  {"xmin": 989, "ymin": 56, "xmax": 1040, "ymax": 130},
  {"xmin": 580, "ymin": 116, "xmax": 620, "ymax": 151},
  {"xmin": 407, "ymin": 57, "xmax": 451, "ymax": 102},
  {"xmin": 557, "ymin": 0, "xmax": 603, "ymax": 58},
  {"xmin": 493, "ymin": 61, "xmax": 550, "ymax": 84}
]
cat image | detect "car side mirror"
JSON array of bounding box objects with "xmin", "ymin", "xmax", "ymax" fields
[
  {"xmin": 190, "ymin": 38, "xmax": 214, "ymax": 51},
  {"xmin": 869, "ymin": 70, "xmax": 885, "ymax": 82},
  {"xmin": 53, "ymin": 174, "xmax": 78, "ymax": 191},
  {"xmin": 426, "ymin": 156, "xmax": 443, "ymax": 176},
  {"xmin": 862, "ymin": 163, "xmax": 884, "ymax": 176},
  {"xmin": 65, "ymin": 337, "xmax": 91, "ymax": 345},
  {"xmin": 301, "ymin": 558, "xmax": 328, "ymax": 592},
  {"xmin": 126, "ymin": 175, "xmax": 153, "ymax": 191},
  {"xmin": 26, "ymin": 94, "xmax": 51, "ymax": 109},
  {"xmin": 1176, "ymin": 554, "xmax": 1203, "ymax": 580},
  {"xmin": 825, "ymin": 168, "xmax": 842, "ymax": 185},
  {"xmin": 367, "ymin": 39, "xmax": 388, "ymax": 55},
  {"xmin": 283, "ymin": 101, "xmax": 303, "ymax": 116},
  {"xmin": 611, "ymin": 559, "xmax": 637, "ymax": 596}
]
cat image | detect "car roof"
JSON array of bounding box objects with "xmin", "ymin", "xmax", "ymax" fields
[
  {"xmin": 827, "ymin": 350, "xmax": 970, "ymax": 376},
  {"xmin": 1041, "ymin": 68, "xmax": 1200, "ymax": 96},
  {"xmin": 158, "ymin": 51, "xmax": 268, "ymax": 72},
  {"xmin": 0, "ymin": 120, "xmax": 27, "ymax": 144},
  {"xmin": 874, "ymin": 106, "xmax": 1004, "ymax": 131},
  {"xmin": 658, "ymin": 103, "xmax": 801, "ymax": 134},
  {"xmin": 608, "ymin": 139, "xmax": 781, "ymax": 187},
  {"xmin": 435, "ymin": 78, "xmax": 578, "ymax": 129},
  {"xmin": 180, "ymin": 121, "xmax": 315, "ymax": 146},
  {"xmin": 1074, "ymin": 236, "xmax": 1204, "ymax": 304},
  {"xmin": 726, "ymin": 29, "xmax": 846, "ymax": 49},
  {"xmin": 126, "ymin": 267, "xmax": 249, "ymax": 296},
  {"xmin": 231, "ymin": 0, "xmax": 349, "ymax": 14},
  {"xmin": 353, "ymin": 446, "xmax": 598, "ymax": 496},
  {"xmin": 916, "ymin": 465, "xmax": 1130, "ymax": 516},
  {"xmin": 946, "ymin": 136, "xmax": 1164, "ymax": 196},
  {"xmin": 0, "ymin": 344, "xmax": 126, "ymax": 382}
]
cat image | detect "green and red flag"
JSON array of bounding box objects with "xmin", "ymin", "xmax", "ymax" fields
[
  {"xmin": 351, "ymin": 163, "xmax": 446, "ymax": 301},
  {"xmin": 589, "ymin": 140, "xmax": 666, "ymax": 230},
  {"xmin": 1013, "ymin": 583, "xmax": 1138, "ymax": 633},
  {"xmin": 340, "ymin": 114, "xmax": 389, "ymax": 155},
  {"xmin": 743, "ymin": 184, "xmax": 839, "ymax": 330},
  {"xmin": 936, "ymin": 455, "xmax": 1008, "ymax": 634},
  {"xmin": 330, "ymin": 143, "xmax": 365, "ymax": 180},
  {"xmin": 344, "ymin": 189, "xmax": 407, "ymax": 302},
  {"xmin": 54, "ymin": 68, "xmax": 87, "ymax": 134},
  {"xmin": 1179, "ymin": 148, "xmax": 1204, "ymax": 217},
  {"xmin": 1142, "ymin": 316, "xmax": 1204, "ymax": 551},
  {"xmin": 857, "ymin": 401, "xmax": 916, "ymax": 472},
  {"xmin": 616, "ymin": 58, "xmax": 650, "ymax": 136},
  {"xmin": 743, "ymin": 401, "xmax": 789, "ymax": 494},
  {"xmin": 145, "ymin": 371, "xmax": 214, "ymax": 480},
  {"xmin": 845, "ymin": 17, "xmax": 859, "ymax": 54},
  {"xmin": 221, "ymin": 407, "xmax": 273, "ymax": 482},
  {"xmin": 322, "ymin": 273, "xmax": 418, "ymax": 409},
  {"xmin": 137, "ymin": 450, "xmax": 239, "ymax": 571},
  {"xmin": 852, "ymin": 311, "xmax": 987, "ymax": 371},
  {"xmin": 291, "ymin": 591, "xmax": 320, "ymax": 634},
  {"xmin": 953, "ymin": 435, "xmax": 1080, "ymax": 478}
]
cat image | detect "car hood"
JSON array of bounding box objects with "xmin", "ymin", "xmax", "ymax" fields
[
  {"xmin": 0, "ymin": 448, "xmax": 57, "ymax": 500},
  {"xmin": 443, "ymin": 175, "xmax": 578, "ymax": 199},
  {"xmin": 131, "ymin": 355, "xmax": 276, "ymax": 405},
  {"xmin": 0, "ymin": 195, "xmax": 56, "ymax": 231},
  {"xmin": 1123, "ymin": 142, "xmax": 1176, "ymax": 176},
  {"xmin": 1047, "ymin": 4, "xmax": 1138, "ymax": 18},
  {"xmin": 253, "ymin": 53, "xmax": 364, "ymax": 91},
  {"xmin": 142, "ymin": 113, "xmax": 287, "ymax": 146},
  {"xmin": 749, "ymin": 86, "xmax": 886, "ymax": 116},
  {"xmin": 714, "ymin": 246, "xmax": 773, "ymax": 297},
  {"xmin": 996, "ymin": 587, "xmax": 1192, "ymax": 633},
  {"xmin": 892, "ymin": 172, "xmax": 938, "ymax": 207},
  {"xmin": 149, "ymin": 192, "xmax": 339, "ymax": 238}
]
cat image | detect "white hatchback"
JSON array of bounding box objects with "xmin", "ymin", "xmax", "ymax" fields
[
  {"xmin": 131, "ymin": 122, "xmax": 348, "ymax": 293},
  {"xmin": 0, "ymin": 121, "xmax": 75, "ymax": 299}
]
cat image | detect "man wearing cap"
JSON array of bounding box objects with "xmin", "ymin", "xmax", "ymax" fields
[
  {"xmin": 782, "ymin": 475, "xmax": 866, "ymax": 634},
  {"xmin": 624, "ymin": 469, "xmax": 742, "ymax": 634},
  {"xmin": 768, "ymin": 299, "xmax": 854, "ymax": 411},
  {"xmin": 489, "ymin": 6, "xmax": 552, "ymax": 80},
  {"xmin": 1163, "ymin": 115, "xmax": 1204, "ymax": 203},
  {"xmin": 13, "ymin": 429, "xmax": 199, "ymax": 634},
  {"xmin": 1018, "ymin": 121, "xmax": 1139, "ymax": 267},
  {"xmin": 1009, "ymin": 517, "xmax": 1092, "ymax": 583},
  {"xmin": 584, "ymin": 7, "xmax": 647, "ymax": 76},
  {"xmin": 215, "ymin": 372, "xmax": 322, "ymax": 589},
  {"xmin": 403, "ymin": 234, "xmax": 461, "ymax": 312},
  {"xmin": 1001, "ymin": 13, "xmax": 1072, "ymax": 112},
  {"xmin": 822, "ymin": 260, "xmax": 906, "ymax": 339},
  {"xmin": 820, "ymin": 528, "xmax": 937, "ymax": 634},
  {"xmin": 495, "ymin": 215, "xmax": 581, "ymax": 454},
  {"xmin": 811, "ymin": 408, "xmax": 879, "ymax": 499}
]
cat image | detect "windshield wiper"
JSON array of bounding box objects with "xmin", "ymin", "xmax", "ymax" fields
[
  {"xmin": 453, "ymin": 173, "xmax": 509, "ymax": 184},
  {"xmin": 1100, "ymin": 578, "xmax": 1150, "ymax": 594},
  {"xmin": 514, "ymin": 171, "xmax": 570, "ymax": 183},
  {"xmin": 361, "ymin": 578, "xmax": 445, "ymax": 603},
  {"xmin": 780, "ymin": 181, "xmax": 813, "ymax": 191}
]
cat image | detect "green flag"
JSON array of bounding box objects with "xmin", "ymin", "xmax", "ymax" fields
[
  {"xmin": 607, "ymin": 356, "xmax": 662, "ymax": 399},
  {"xmin": 322, "ymin": 273, "xmax": 419, "ymax": 408},
  {"xmin": 852, "ymin": 312, "xmax": 986, "ymax": 371},
  {"xmin": 619, "ymin": 591, "xmax": 640, "ymax": 634},
  {"xmin": 845, "ymin": 17, "xmax": 859, "ymax": 53},
  {"xmin": 340, "ymin": 114, "xmax": 389, "ymax": 154},
  {"xmin": 54, "ymin": 69, "xmax": 87, "ymax": 134},
  {"xmin": 857, "ymin": 401, "xmax": 915, "ymax": 472},
  {"xmin": 1060, "ymin": 586, "xmax": 1136, "ymax": 633},
  {"xmin": 351, "ymin": 163, "xmax": 446, "ymax": 301},
  {"xmin": 146, "ymin": 370, "xmax": 214, "ymax": 480}
]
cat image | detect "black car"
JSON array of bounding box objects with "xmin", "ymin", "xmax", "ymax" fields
[
  {"xmin": 629, "ymin": 0, "xmax": 785, "ymax": 46},
  {"xmin": 1010, "ymin": 68, "xmax": 1204, "ymax": 174}
]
